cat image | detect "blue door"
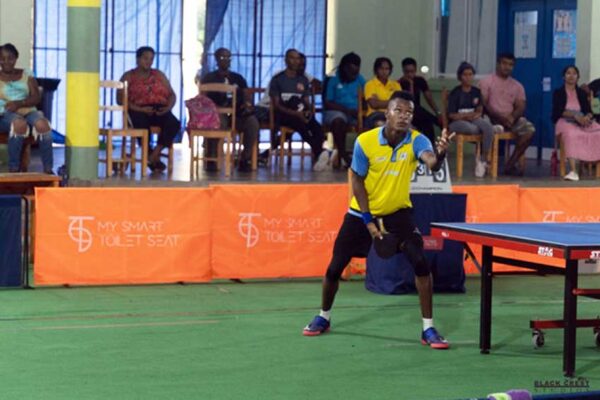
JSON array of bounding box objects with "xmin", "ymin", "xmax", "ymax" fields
[{"xmin": 498, "ymin": 0, "xmax": 577, "ymax": 160}]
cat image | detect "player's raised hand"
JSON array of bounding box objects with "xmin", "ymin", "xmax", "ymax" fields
[{"xmin": 436, "ymin": 128, "xmax": 456, "ymax": 154}]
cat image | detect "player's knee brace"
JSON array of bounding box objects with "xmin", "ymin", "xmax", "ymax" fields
[{"xmin": 401, "ymin": 233, "xmax": 430, "ymax": 277}]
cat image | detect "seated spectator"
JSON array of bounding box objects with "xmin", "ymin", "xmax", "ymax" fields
[
  {"xmin": 324, "ymin": 52, "xmax": 365, "ymax": 168},
  {"xmin": 398, "ymin": 57, "xmax": 442, "ymax": 144},
  {"xmin": 583, "ymin": 77, "xmax": 600, "ymax": 122},
  {"xmin": 269, "ymin": 48, "xmax": 328, "ymax": 171},
  {"xmin": 364, "ymin": 57, "xmax": 401, "ymax": 129},
  {"xmin": 119, "ymin": 46, "xmax": 180, "ymax": 173},
  {"xmin": 298, "ymin": 52, "xmax": 322, "ymax": 94},
  {"xmin": 254, "ymin": 52, "xmax": 322, "ymax": 164},
  {"xmin": 479, "ymin": 53, "xmax": 535, "ymax": 176},
  {"xmin": 552, "ymin": 65, "xmax": 600, "ymax": 181},
  {"xmin": 0, "ymin": 43, "xmax": 53, "ymax": 174},
  {"xmin": 200, "ymin": 48, "xmax": 259, "ymax": 173},
  {"xmin": 255, "ymin": 54, "xmax": 320, "ymax": 122},
  {"xmin": 447, "ymin": 62, "xmax": 495, "ymax": 178}
]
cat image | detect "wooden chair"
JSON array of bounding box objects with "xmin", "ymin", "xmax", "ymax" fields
[
  {"xmin": 149, "ymin": 126, "xmax": 174, "ymax": 175},
  {"xmin": 269, "ymin": 86, "xmax": 318, "ymax": 169},
  {"xmin": 98, "ymin": 80, "xmax": 149, "ymax": 178},
  {"xmin": 441, "ymin": 88, "xmax": 482, "ymax": 179},
  {"xmin": 490, "ymin": 130, "xmax": 520, "ymax": 179},
  {"xmin": 188, "ymin": 83, "xmax": 237, "ymax": 178}
]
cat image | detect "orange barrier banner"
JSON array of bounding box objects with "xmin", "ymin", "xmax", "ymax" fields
[
  {"xmin": 513, "ymin": 187, "xmax": 600, "ymax": 269},
  {"xmin": 519, "ymin": 187, "xmax": 600, "ymax": 223},
  {"xmin": 453, "ymin": 185, "xmax": 520, "ymax": 223},
  {"xmin": 35, "ymin": 188, "xmax": 212, "ymax": 286},
  {"xmin": 210, "ymin": 184, "xmax": 348, "ymax": 279},
  {"xmin": 453, "ymin": 185, "xmax": 521, "ymax": 273},
  {"xmin": 35, "ymin": 184, "xmax": 600, "ymax": 284}
]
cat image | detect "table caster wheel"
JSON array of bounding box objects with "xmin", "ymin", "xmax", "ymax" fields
[{"xmin": 532, "ymin": 329, "xmax": 545, "ymax": 348}]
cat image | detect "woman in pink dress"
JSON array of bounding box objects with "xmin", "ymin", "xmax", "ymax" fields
[{"xmin": 552, "ymin": 65, "xmax": 600, "ymax": 181}]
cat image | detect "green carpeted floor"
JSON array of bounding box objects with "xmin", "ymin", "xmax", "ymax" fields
[{"xmin": 1, "ymin": 275, "xmax": 599, "ymax": 400}]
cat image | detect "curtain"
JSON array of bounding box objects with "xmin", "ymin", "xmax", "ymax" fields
[
  {"xmin": 443, "ymin": 0, "xmax": 497, "ymax": 76},
  {"xmin": 34, "ymin": 0, "xmax": 184, "ymax": 136},
  {"xmin": 202, "ymin": 0, "xmax": 327, "ymax": 89},
  {"xmin": 200, "ymin": 0, "xmax": 231, "ymax": 77}
]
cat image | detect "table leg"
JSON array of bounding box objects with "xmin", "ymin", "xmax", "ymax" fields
[
  {"xmin": 480, "ymin": 245, "xmax": 493, "ymax": 353},
  {"xmin": 563, "ymin": 259, "xmax": 578, "ymax": 377}
]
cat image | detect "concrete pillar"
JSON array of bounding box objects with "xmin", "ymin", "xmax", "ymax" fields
[{"xmin": 66, "ymin": 0, "xmax": 100, "ymax": 179}]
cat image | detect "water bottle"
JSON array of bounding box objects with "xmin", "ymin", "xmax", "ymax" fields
[{"xmin": 550, "ymin": 150, "xmax": 558, "ymax": 176}]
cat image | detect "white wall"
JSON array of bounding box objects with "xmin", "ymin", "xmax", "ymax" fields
[
  {"xmin": 576, "ymin": 0, "xmax": 600, "ymax": 82},
  {"xmin": 326, "ymin": 0, "xmax": 435, "ymax": 78},
  {"xmin": 0, "ymin": 0, "xmax": 34, "ymax": 69}
]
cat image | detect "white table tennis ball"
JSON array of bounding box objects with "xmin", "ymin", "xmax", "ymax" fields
[{"xmin": 421, "ymin": 65, "xmax": 430, "ymax": 74}]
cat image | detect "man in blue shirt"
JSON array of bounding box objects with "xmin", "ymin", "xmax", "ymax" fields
[{"xmin": 324, "ymin": 52, "xmax": 365, "ymax": 168}]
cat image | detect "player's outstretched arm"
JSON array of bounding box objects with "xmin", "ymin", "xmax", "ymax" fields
[{"xmin": 421, "ymin": 128, "xmax": 455, "ymax": 171}]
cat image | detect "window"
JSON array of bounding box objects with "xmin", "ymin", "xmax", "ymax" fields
[
  {"xmin": 437, "ymin": 0, "xmax": 498, "ymax": 77},
  {"xmin": 34, "ymin": 0, "xmax": 183, "ymax": 136},
  {"xmin": 202, "ymin": 0, "xmax": 327, "ymax": 90}
]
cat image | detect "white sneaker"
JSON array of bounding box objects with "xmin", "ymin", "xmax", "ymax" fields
[
  {"xmin": 564, "ymin": 171, "xmax": 579, "ymax": 181},
  {"xmin": 329, "ymin": 149, "xmax": 339, "ymax": 169},
  {"xmin": 313, "ymin": 151, "xmax": 330, "ymax": 172},
  {"xmin": 493, "ymin": 124, "xmax": 504, "ymax": 134},
  {"xmin": 475, "ymin": 160, "xmax": 487, "ymax": 178},
  {"xmin": 324, "ymin": 132, "xmax": 335, "ymax": 151}
]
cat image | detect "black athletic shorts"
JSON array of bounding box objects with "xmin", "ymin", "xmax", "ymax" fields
[{"xmin": 332, "ymin": 208, "xmax": 418, "ymax": 260}]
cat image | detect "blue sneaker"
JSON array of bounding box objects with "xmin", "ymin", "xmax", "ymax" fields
[
  {"xmin": 421, "ymin": 327, "xmax": 449, "ymax": 349},
  {"xmin": 303, "ymin": 315, "xmax": 330, "ymax": 336}
]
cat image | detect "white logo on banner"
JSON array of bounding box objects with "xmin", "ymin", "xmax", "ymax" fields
[
  {"xmin": 68, "ymin": 216, "xmax": 95, "ymax": 252},
  {"xmin": 66, "ymin": 217, "xmax": 180, "ymax": 251},
  {"xmin": 542, "ymin": 210, "xmax": 600, "ymax": 223},
  {"xmin": 237, "ymin": 213, "xmax": 337, "ymax": 247},
  {"xmin": 238, "ymin": 213, "xmax": 261, "ymax": 248},
  {"xmin": 542, "ymin": 210, "xmax": 564, "ymax": 223}
]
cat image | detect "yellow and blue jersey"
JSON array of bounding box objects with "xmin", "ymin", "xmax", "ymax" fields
[{"xmin": 349, "ymin": 126, "xmax": 433, "ymax": 216}]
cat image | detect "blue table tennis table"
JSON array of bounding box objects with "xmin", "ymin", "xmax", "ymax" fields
[{"xmin": 430, "ymin": 223, "xmax": 600, "ymax": 377}]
